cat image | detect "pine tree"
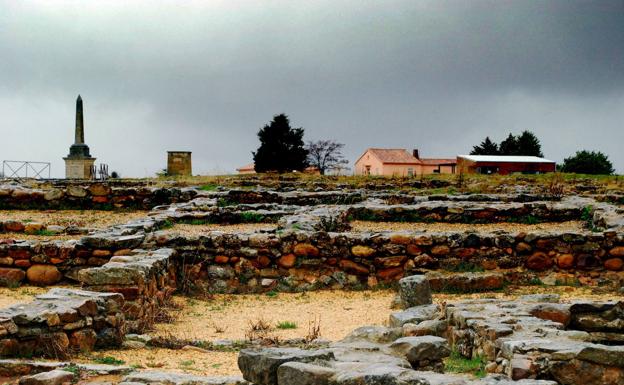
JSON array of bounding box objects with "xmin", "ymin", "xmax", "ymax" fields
[
  {"xmin": 499, "ymin": 133, "xmax": 519, "ymax": 155},
  {"xmin": 253, "ymin": 114, "xmax": 308, "ymax": 173},
  {"xmin": 516, "ymin": 131, "xmax": 543, "ymax": 157},
  {"xmin": 470, "ymin": 136, "xmax": 499, "ymax": 155},
  {"xmin": 560, "ymin": 150, "xmax": 614, "ymax": 175}
]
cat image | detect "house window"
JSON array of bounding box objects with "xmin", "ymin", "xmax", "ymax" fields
[{"xmin": 407, "ymin": 168, "xmax": 414, "ymax": 177}]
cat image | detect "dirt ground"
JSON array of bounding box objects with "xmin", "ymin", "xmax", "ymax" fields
[
  {"xmin": 0, "ymin": 284, "xmax": 620, "ymax": 378},
  {"xmin": 350, "ymin": 220, "xmax": 585, "ymax": 233},
  {"xmin": 0, "ymin": 210, "xmax": 149, "ymax": 229},
  {"xmin": 0, "ymin": 286, "xmax": 50, "ymax": 308},
  {"xmin": 168, "ymin": 223, "xmax": 277, "ymax": 235}
]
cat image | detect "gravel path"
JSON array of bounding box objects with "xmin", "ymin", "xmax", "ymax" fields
[{"xmin": 350, "ymin": 220, "xmax": 585, "ymax": 233}]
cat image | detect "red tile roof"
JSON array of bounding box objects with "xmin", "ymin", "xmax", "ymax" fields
[
  {"xmin": 236, "ymin": 163, "xmax": 255, "ymax": 172},
  {"xmin": 358, "ymin": 149, "xmax": 456, "ymax": 166},
  {"xmin": 367, "ymin": 148, "xmax": 420, "ymax": 164}
]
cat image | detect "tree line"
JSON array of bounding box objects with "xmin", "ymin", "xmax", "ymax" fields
[
  {"xmin": 470, "ymin": 131, "xmax": 614, "ymax": 175},
  {"xmin": 251, "ymin": 114, "xmax": 616, "ymax": 176}
]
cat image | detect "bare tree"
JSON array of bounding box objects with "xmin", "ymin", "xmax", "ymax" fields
[{"xmin": 306, "ymin": 140, "xmax": 348, "ymax": 175}]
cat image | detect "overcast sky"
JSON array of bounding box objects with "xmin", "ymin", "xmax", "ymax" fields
[{"xmin": 1, "ymin": 0, "xmax": 623, "ymax": 177}]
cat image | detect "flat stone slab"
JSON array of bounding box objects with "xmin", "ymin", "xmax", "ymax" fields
[
  {"xmin": 121, "ymin": 371, "xmax": 249, "ymax": 385},
  {"xmin": 389, "ymin": 304, "xmax": 440, "ymax": 327},
  {"xmin": 238, "ymin": 347, "xmax": 335, "ymax": 385},
  {"xmin": 78, "ymin": 248, "xmax": 174, "ymax": 285}
]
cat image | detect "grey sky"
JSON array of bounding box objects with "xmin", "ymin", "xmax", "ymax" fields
[{"xmin": 1, "ymin": 0, "xmax": 623, "ymax": 177}]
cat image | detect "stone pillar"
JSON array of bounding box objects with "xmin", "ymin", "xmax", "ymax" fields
[
  {"xmin": 64, "ymin": 95, "xmax": 96, "ymax": 179},
  {"xmin": 167, "ymin": 151, "xmax": 192, "ymax": 176}
]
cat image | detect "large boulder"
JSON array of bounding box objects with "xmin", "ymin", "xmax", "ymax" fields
[
  {"xmin": 342, "ymin": 326, "xmax": 403, "ymax": 344},
  {"xmin": 277, "ymin": 362, "xmax": 336, "ymax": 385},
  {"xmin": 390, "ymin": 336, "xmax": 450, "ymax": 365},
  {"xmin": 238, "ymin": 347, "xmax": 334, "ymax": 385},
  {"xmin": 0, "ymin": 268, "xmax": 26, "ymax": 286},
  {"xmin": 26, "ymin": 265, "xmax": 62, "ymax": 286},
  {"xmin": 398, "ymin": 275, "xmax": 432, "ymax": 309},
  {"xmin": 389, "ymin": 304, "xmax": 440, "ymax": 327},
  {"xmin": 19, "ymin": 369, "xmax": 74, "ymax": 385}
]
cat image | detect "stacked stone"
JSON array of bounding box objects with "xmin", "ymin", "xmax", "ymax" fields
[
  {"xmin": 441, "ymin": 297, "xmax": 624, "ymax": 384},
  {"xmin": 0, "ymin": 184, "xmax": 197, "ymax": 210},
  {"xmin": 236, "ymin": 327, "xmax": 555, "ymax": 385},
  {"xmin": 0, "ymin": 231, "xmax": 146, "ymax": 287},
  {"xmin": 151, "ymin": 228, "xmax": 624, "ymax": 293},
  {"xmin": 77, "ymin": 248, "xmax": 177, "ymax": 333},
  {"xmin": 0, "ymin": 288, "xmax": 124, "ymax": 357}
]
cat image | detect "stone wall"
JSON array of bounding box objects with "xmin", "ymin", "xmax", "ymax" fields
[
  {"xmin": 0, "ymin": 248, "xmax": 176, "ymax": 358},
  {"xmin": 0, "ymin": 288, "xmax": 125, "ymax": 358},
  {"xmin": 0, "ymin": 184, "xmax": 197, "ymax": 210},
  {"xmin": 77, "ymin": 248, "xmax": 177, "ymax": 333}
]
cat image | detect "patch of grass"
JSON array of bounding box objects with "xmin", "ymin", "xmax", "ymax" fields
[
  {"xmin": 61, "ymin": 364, "xmax": 80, "ymax": 375},
  {"xmin": 217, "ymin": 198, "xmax": 237, "ymax": 207},
  {"xmin": 92, "ymin": 356, "xmax": 125, "ymax": 365},
  {"xmin": 239, "ymin": 211, "xmax": 265, "ymax": 223},
  {"xmin": 276, "ymin": 321, "xmax": 297, "ymax": 329},
  {"xmin": 444, "ymin": 349, "xmax": 487, "ymax": 378},
  {"xmin": 528, "ymin": 277, "xmax": 544, "ymax": 286},
  {"xmin": 160, "ymin": 219, "xmax": 174, "ymax": 229},
  {"xmin": 199, "ymin": 184, "xmax": 218, "ymax": 191},
  {"xmin": 266, "ymin": 290, "xmax": 278, "ymax": 297},
  {"xmin": 34, "ymin": 229, "xmax": 57, "ymax": 236},
  {"xmin": 180, "ymin": 360, "xmax": 195, "ymax": 366}
]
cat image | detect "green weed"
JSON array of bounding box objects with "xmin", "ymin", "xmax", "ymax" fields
[
  {"xmin": 444, "ymin": 349, "xmax": 486, "ymax": 378},
  {"xmin": 276, "ymin": 321, "xmax": 297, "ymax": 329}
]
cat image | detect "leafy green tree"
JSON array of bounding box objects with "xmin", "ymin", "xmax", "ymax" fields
[
  {"xmin": 470, "ymin": 136, "xmax": 499, "ymax": 155},
  {"xmin": 253, "ymin": 114, "xmax": 308, "ymax": 173},
  {"xmin": 560, "ymin": 150, "xmax": 614, "ymax": 175},
  {"xmin": 516, "ymin": 131, "xmax": 543, "ymax": 157},
  {"xmin": 499, "ymin": 133, "xmax": 519, "ymax": 155}
]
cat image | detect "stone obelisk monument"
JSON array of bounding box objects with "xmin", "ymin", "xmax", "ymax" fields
[{"xmin": 64, "ymin": 95, "xmax": 95, "ymax": 179}]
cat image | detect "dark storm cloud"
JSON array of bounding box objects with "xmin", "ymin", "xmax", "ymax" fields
[{"xmin": 0, "ymin": 0, "xmax": 623, "ymax": 177}]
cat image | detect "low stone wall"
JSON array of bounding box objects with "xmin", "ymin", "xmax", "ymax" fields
[
  {"xmin": 0, "ymin": 184, "xmax": 197, "ymax": 210},
  {"xmin": 444, "ymin": 298, "xmax": 624, "ymax": 384},
  {"xmin": 0, "ymin": 248, "xmax": 176, "ymax": 358},
  {"xmin": 150, "ymin": 228, "xmax": 624, "ymax": 293},
  {"xmin": 77, "ymin": 248, "xmax": 177, "ymax": 333},
  {"xmin": 0, "ymin": 288, "xmax": 124, "ymax": 358}
]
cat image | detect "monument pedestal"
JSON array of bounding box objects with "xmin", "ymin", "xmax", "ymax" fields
[
  {"xmin": 64, "ymin": 95, "xmax": 96, "ymax": 179},
  {"xmin": 64, "ymin": 157, "xmax": 95, "ymax": 179}
]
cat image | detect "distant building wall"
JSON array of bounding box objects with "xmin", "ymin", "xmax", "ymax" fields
[
  {"xmin": 167, "ymin": 151, "xmax": 192, "ymax": 176},
  {"xmin": 457, "ymin": 157, "xmax": 556, "ymax": 175}
]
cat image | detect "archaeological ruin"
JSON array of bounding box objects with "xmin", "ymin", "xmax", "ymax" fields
[{"xmin": 0, "ymin": 175, "xmax": 623, "ymax": 384}]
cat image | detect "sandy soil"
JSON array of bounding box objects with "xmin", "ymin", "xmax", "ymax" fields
[
  {"xmin": 2, "ymin": 285, "xmax": 620, "ymax": 379},
  {"xmin": 0, "ymin": 210, "xmax": 149, "ymax": 229},
  {"xmin": 78, "ymin": 349, "xmax": 241, "ymax": 377},
  {"xmin": 168, "ymin": 223, "xmax": 277, "ymax": 235},
  {"xmin": 154, "ymin": 290, "xmax": 395, "ymax": 342},
  {"xmin": 0, "ymin": 286, "xmax": 51, "ymax": 308},
  {"xmin": 350, "ymin": 220, "xmax": 585, "ymax": 233}
]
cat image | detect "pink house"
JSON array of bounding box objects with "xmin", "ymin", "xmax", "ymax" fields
[{"xmin": 354, "ymin": 148, "xmax": 456, "ymax": 176}]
